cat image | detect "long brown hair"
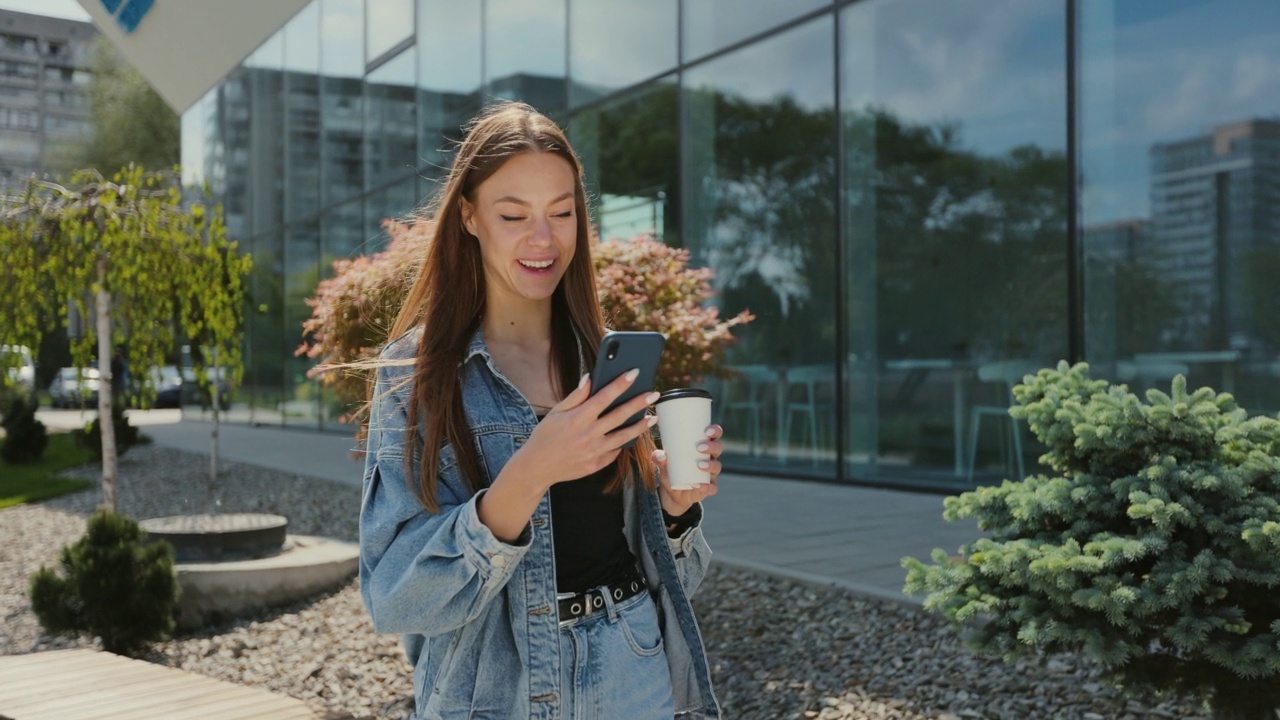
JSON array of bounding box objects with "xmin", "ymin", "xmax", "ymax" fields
[{"xmin": 384, "ymin": 101, "xmax": 656, "ymax": 513}]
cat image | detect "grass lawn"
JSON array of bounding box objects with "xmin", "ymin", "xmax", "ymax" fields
[{"xmin": 0, "ymin": 433, "xmax": 94, "ymax": 509}]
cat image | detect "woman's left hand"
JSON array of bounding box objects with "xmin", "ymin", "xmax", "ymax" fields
[{"xmin": 654, "ymin": 424, "xmax": 724, "ymax": 517}]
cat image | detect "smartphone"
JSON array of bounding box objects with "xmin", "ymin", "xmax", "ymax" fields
[{"xmin": 589, "ymin": 331, "xmax": 666, "ymax": 446}]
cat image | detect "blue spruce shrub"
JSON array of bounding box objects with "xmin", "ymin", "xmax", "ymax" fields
[{"xmin": 904, "ymin": 362, "xmax": 1280, "ymax": 719}]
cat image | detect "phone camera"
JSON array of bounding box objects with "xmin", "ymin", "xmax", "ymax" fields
[{"xmin": 606, "ymin": 341, "xmax": 619, "ymax": 361}]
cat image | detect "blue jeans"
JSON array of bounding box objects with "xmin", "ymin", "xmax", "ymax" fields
[{"xmin": 558, "ymin": 588, "xmax": 676, "ymax": 720}]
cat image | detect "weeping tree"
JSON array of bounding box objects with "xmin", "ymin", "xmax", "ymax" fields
[{"xmin": 0, "ymin": 166, "xmax": 251, "ymax": 512}]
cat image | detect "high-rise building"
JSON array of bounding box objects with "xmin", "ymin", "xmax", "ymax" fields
[
  {"xmin": 0, "ymin": 9, "xmax": 95, "ymax": 188},
  {"xmin": 1149, "ymin": 119, "xmax": 1280, "ymax": 351}
]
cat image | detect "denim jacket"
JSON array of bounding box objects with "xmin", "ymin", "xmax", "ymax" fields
[{"xmin": 359, "ymin": 328, "xmax": 721, "ymax": 720}]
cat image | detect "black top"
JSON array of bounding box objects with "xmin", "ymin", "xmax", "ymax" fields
[{"xmin": 540, "ymin": 414, "xmax": 640, "ymax": 594}]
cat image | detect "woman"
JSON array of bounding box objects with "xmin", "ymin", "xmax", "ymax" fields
[{"xmin": 359, "ymin": 101, "xmax": 723, "ymax": 720}]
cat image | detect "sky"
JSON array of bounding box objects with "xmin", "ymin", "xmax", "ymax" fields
[{"xmin": 0, "ymin": 0, "xmax": 90, "ymax": 21}]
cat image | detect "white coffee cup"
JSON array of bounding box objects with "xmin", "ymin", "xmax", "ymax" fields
[{"xmin": 654, "ymin": 388, "xmax": 713, "ymax": 490}]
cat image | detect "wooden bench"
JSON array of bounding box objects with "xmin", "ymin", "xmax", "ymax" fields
[{"xmin": 0, "ymin": 649, "xmax": 317, "ymax": 719}]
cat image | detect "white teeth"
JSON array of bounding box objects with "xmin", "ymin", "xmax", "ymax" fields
[{"xmin": 519, "ymin": 259, "xmax": 553, "ymax": 269}]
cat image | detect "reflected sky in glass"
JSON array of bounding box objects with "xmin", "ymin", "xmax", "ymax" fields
[
  {"xmin": 485, "ymin": 0, "xmax": 565, "ymax": 83},
  {"xmin": 366, "ymin": 0, "xmax": 413, "ymax": 63},
  {"xmin": 321, "ymin": 0, "xmax": 364, "ymax": 78},
  {"xmin": 283, "ymin": 1, "xmax": 320, "ymax": 74},
  {"xmin": 569, "ymin": 0, "xmax": 676, "ymax": 101},
  {"xmin": 1081, "ymin": 0, "xmax": 1280, "ymax": 223},
  {"xmin": 682, "ymin": 0, "xmax": 828, "ymax": 63},
  {"xmin": 418, "ymin": 0, "xmax": 480, "ymax": 93},
  {"xmin": 844, "ymin": 0, "xmax": 1064, "ymax": 157}
]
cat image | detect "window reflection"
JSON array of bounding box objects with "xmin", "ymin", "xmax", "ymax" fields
[
  {"xmin": 484, "ymin": 0, "xmax": 565, "ymax": 113},
  {"xmin": 364, "ymin": 47, "xmax": 417, "ymax": 191},
  {"xmin": 366, "ymin": 0, "xmax": 413, "ymax": 64},
  {"xmin": 682, "ymin": 0, "xmax": 827, "ymax": 63},
  {"xmin": 841, "ymin": 0, "xmax": 1067, "ymax": 487},
  {"xmin": 1080, "ymin": 0, "xmax": 1280, "ymax": 415},
  {"xmin": 284, "ymin": 220, "xmax": 322, "ymax": 426},
  {"xmin": 683, "ymin": 17, "xmax": 837, "ymax": 475},
  {"xmin": 569, "ymin": 80, "xmax": 679, "ymax": 243},
  {"xmin": 284, "ymin": 2, "xmax": 321, "ymax": 221},
  {"xmin": 569, "ymin": 0, "xmax": 676, "ymax": 106},
  {"xmin": 321, "ymin": 0, "xmax": 364, "ymax": 205},
  {"xmin": 417, "ymin": 0, "xmax": 481, "ymax": 174}
]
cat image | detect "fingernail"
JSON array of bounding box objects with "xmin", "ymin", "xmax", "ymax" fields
[
  {"xmin": 579, "ymin": 374, "xmax": 589, "ymax": 389},
  {"xmin": 697, "ymin": 460, "xmax": 710, "ymax": 470},
  {"xmin": 646, "ymin": 391, "xmax": 661, "ymax": 404},
  {"xmin": 625, "ymin": 368, "xmax": 639, "ymax": 382},
  {"xmin": 653, "ymin": 450, "xmax": 667, "ymax": 463},
  {"xmin": 646, "ymin": 415, "xmax": 659, "ymax": 427},
  {"xmin": 705, "ymin": 427, "xmax": 716, "ymax": 438},
  {"xmin": 696, "ymin": 442, "xmax": 709, "ymax": 453}
]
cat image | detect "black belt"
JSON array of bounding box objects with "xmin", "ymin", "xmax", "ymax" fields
[{"xmin": 557, "ymin": 577, "xmax": 645, "ymax": 626}]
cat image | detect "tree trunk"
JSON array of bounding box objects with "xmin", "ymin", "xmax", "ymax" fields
[
  {"xmin": 96, "ymin": 256, "xmax": 118, "ymax": 513},
  {"xmin": 209, "ymin": 345, "xmax": 220, "ymax": 512}
]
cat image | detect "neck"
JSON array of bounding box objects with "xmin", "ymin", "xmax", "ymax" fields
[{"xmin": 482, "ymin": 293, "xmax": 554, "ymax": 349}]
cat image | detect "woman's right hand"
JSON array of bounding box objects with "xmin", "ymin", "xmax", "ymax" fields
[{"xmin": 517, "ymin": 370, "xmax": 658, "ymax": 489}]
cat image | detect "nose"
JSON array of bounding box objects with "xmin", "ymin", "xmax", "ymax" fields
[{"xmin": 530, "ymin": 216, "xmax": 552, "ymax": 246}]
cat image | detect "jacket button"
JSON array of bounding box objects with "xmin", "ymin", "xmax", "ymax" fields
[{"xmin": 491, "ymin": 554, "xmax": 507, "ymax": 568}]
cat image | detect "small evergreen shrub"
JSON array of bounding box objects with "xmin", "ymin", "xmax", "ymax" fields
[
  {"xmin": 73, "ymin": 403, "xmax": 146, "ymax": 460},
  {"xmin": 1, "ymin": 396, "xmax": 48, "ymax": 464},
  {"xmin": 904, "ymin": 362, "xmax": 1280, "ymax": 719},
  {"xmin": 29, "ymin": 509, "xmax": 179, "ymax": 656}
]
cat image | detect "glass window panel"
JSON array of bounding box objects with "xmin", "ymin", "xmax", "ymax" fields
[
  {"xmin": 484, "ymin": 0, "xmax": 566, "ymax": 114},
  {"xmin": 683, "ymin": 17, "xmax": 837, "ymax": 478},
  {"xmin": 1080, "ymin": 0, "xmax": 1280, "ymax": 417},
  {"xmin": 364, "ymin": 46, "xmax": 417, "ymax": 191},
  {"xmin": 245, "ymin": 231, "xmax": 285, "ymax": 422},
  {"xmin": 321, "ymin": 0, "xmax": 365, "ymax": 205},
  {"xmin": 417, "ymin": 0, "xmax": 482, "ymax": 174},
  {"xmin": 285, "ymin": 1, "xmax": 321, "ymax": 221},
  {"xmin": 283, "ymin": 220, "xmax": 322, "ymax": 427},
  {"xmin": 568, "ymin": 0, "xmax": 676, "ymax": 106},
  {"xmin": 319, "ymin": 200, "xmax": 369, "ymax": 429},
  {"xmin": 364, "ymin": 176, "xmax": 418, "ymax": 252},
  {"xmin": 366, "ymin": 0, "xmax": 413, "ymax": 64},
  {"xmin": 219, "ymin": 69, "xmax": 251, "ymax": 239},
  {"xmin": 682, "ymin": 0, "xmax": 828, "ymax": 64},
  {"xmin": 570, "ymin": 78, "xmax": 679, "ymax": 243},
  {"xmin": 841, "ymin": 0, "xmax": 1068, "ymax": 490},
  {"xmin": 246, "ymin": 35, "xmax": 285, "ymax": 236}
]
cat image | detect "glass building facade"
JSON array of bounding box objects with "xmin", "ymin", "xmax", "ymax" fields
[{"xmin": 182, "ymin": 0, "xmax": 1280, "ymax": 491}]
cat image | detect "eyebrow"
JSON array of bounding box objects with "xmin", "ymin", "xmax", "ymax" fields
[{"xmin": 492, "ymin": 192, "xmax": 575, "ymax": 207}]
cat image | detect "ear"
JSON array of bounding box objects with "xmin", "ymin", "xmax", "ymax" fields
[{"xmin": 460, "ymin": 197, "xmax": 478, "ymax": 237}]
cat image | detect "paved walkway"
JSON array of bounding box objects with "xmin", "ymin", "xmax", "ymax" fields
[{"xmin": 140, "ymin": 417, "xmax": 984, "ymax": 605}]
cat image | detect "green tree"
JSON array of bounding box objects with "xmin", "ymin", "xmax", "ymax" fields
[
  {"xmin": 56, "ymin": 38, "xmax": 179, "ymax": 178},
  {"xmin": 904, "ymin": 362, "xmax": 1280, "ymax": 719},
  {"xmin": 0, "ymin": 166, "xmax": 250, "ymax": 512}
]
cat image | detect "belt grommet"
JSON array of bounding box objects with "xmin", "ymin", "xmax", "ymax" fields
[
  {"xmin": 614, "ymin": 588, "xmax": 623, "ymax": 600},
  {"xmin": 571, "ymin": 602, "xmax": 582, "ymax": 615}
]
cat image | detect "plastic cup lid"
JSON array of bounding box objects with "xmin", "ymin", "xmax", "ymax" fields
[{"xmin": 655, "ymin": 388, "xmax": 712, "ymax": 404}]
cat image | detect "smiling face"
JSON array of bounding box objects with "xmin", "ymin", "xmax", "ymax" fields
[{"xmin": 461, "ymin": 151, "xmax": 579, "ymax": 311}]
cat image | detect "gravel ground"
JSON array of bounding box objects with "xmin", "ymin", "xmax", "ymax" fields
[{"xmin": 1, "ymin": 444, "xmax": 1209, "ymax": 719}]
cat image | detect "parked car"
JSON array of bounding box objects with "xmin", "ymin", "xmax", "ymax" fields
[
  {"xmin": 1, "ymin": 344, "xmax": 37, "ymax": 407},
  {"xmin": 182, "ymin": 365, "xmax": 231, "ymax": 410},
  {"xmin": 125, "ymin": 365, "xmax": 184, "ymax": 408},
  {"xmin": 48, "ymin": 367, "xmax": 100, "ymax": 409}
]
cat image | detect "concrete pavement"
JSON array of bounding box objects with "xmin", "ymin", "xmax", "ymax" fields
[{"xmin": 137, "ymin": 416, "xmax": 984, "ymax": 606}]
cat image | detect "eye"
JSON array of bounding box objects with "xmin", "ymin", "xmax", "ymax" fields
[
  {"xmin": 500, "ymin": 215, "xmax": 526, "ymax": 222},
  {"xmin": 554, "ymin": 210, "xmax": 574, "ymax": 219}
]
